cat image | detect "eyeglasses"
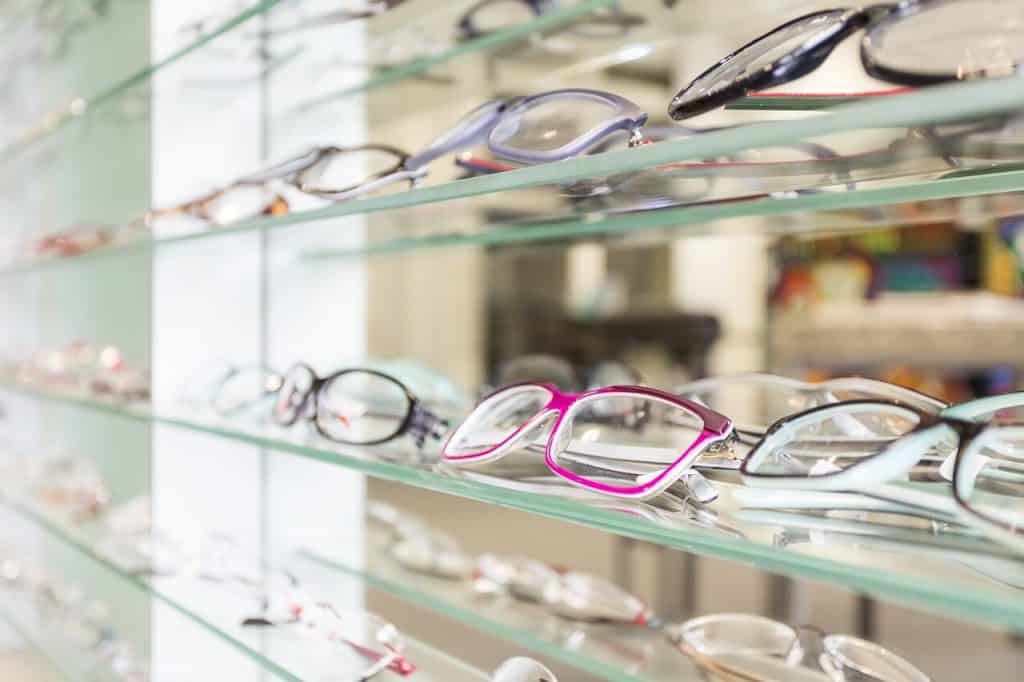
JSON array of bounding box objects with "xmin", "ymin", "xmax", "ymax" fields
[
  {"xmin": 140, "ymin": 88, "xmax": 645, "ymax": 231},
  {"xmin": 442, "ymin": 382, "xmax": 732, "ymax": 500},
  {"xmin": 199, "ymin": 363, "xmax": 284, "ymax": 417},
  {"xmin": 273, "ymin": 364, "xmax": 449, "ymax": 448},
  {"xmin": 28, "ymin": 222, "xmax": 115, "ymax": 260},
  {"xmin": 474, "ymin": 553, "xmax": 655, "ymax": 624},
  {"xmin": 667, "ymin": 612, "xmax": 929, "ymax": 682},
  {"xmin": 30, "ymin": 456, "xmax": 111, "ymax": 522},
  {"xmin": 669, "ymin": 1, "xmax": 1024, "ymax": 120},
  {"xmin": 244, "ymin": 601, "xmax": 415, "ymax": 679},
  {"xmin": 739, "ymin": 392, "xmax": 1024, "ymax": 546},
  {"xmin": 457, "ymin": 0, "xmax": 646, "ymax": 42},
  {"xmin": 139, "ymin": 144, "xmax": 418, "ymax": 230},
  {"xmin": 8, "ymin": 341, "xmax": 150, "ymax": 402},
  {"xmin": 677, "ymin": 373, "xmax": 945, "ymax": 445}
]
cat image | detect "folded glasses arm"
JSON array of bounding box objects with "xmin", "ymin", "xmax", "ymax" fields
[{"xmin": 407, "ymin": 403, "xmax": 450, "ymax": 448}]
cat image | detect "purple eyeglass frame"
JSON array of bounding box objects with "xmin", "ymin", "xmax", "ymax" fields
[
  {"xmin": 405, "ymin": 89, "xmax": 648, "ymax": 170},
  {"xmin": 441, "ymin": 382, "xmax": 733, "ymax": 500}
]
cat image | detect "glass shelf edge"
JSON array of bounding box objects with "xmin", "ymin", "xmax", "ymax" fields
[
  {"xmin": 5, "ymin": 382, "xmax": 1024, "ymax": 634},
  {"xmin": 6, "ymin": 164, "xmax": 1024, "ymax": 280},
  {"xmin": 6, "ymin": 77, "xmax": 1024, "ymax": 277},
  {"xmin": 0, "ymin": 495, "xmax": 303, "ymax": 682},
  {"xmin": 301, "ymin": 168, "xmax": 1024, "ymax": 261},
  {"xmin": 300, "ymin": 549, "xmax": 655, "ymax": 682},
  {"xmin": 0, "ymin": 0, "xmax": 286, "ymax": 164},
  {"xmin": 292, "ymin": 0, "xmax": 616, "ymax": 113}
]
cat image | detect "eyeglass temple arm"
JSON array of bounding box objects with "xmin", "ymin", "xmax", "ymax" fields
[{"xmin": 407, "ymin": 403, "xmax": 450, "ymax": 448}]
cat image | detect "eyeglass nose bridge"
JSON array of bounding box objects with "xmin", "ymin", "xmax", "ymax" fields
[{"xmin": 788, "ymin": 624, "xmax": 827, "ymax": 666}]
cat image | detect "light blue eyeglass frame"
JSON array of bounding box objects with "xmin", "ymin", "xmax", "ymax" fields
[{"xmin": 736, "ymin": 392, "xmax": 1024, "ymax": 551}]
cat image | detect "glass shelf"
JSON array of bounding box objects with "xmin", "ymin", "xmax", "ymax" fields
[
  {"xmin": 289, "ymin": 0, "xmax": 617, "ymax": 114},
  {"xmin": 5, "ymin": 72, "xmax": 1024, "ymax": 277},
  {"xmin": 5, "ymin": 165, "xmax": 1023, "ymax": 278},
  {"xmin": 0, "ymin": 0, "xmax": 286, "ymax": 162},
  {"xmin": 303, "ymin": 548, "xmax": 699, "ymax": 682},
  {"xmin": 0, "ymin": 488, "xmax": 491, "ymax": 682},
  {"xmin": 5, "ymin": 381, "xmax": 1024, "ymax": 635}
]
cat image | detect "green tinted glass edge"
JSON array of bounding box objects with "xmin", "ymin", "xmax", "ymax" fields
[
  {"xmin": 5, "ymin": 382, "xmax": 1024, "ymax": 634},
  {"xmin": 5, "ymin": 75, "xmax": 1024, "ymax": 277}
]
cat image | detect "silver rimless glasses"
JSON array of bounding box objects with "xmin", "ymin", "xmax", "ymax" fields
[{"xmin": 668, "ymin": 613, "xmax": 930, "ymax": 682}]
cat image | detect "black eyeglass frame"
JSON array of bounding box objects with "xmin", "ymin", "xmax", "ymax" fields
[
  {"xmin": 668, "ymin": 1, "xmax": 966, "ymax": 121},
  {"xmin": 273, "ymin": 363, "xmax": 449, "ymax": 448}
]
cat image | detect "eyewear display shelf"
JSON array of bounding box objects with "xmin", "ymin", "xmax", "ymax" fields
[
  {"xmin": 7, "ymin": 74, "xmax": 1024, "ymax": 276},
  {"xmin": 0, "ymin": 490, "xmax": 494, "ymax": 682},
  {"xmin": 5, "ymin": 378, "xmax": 1024, "ymax": 643},
  {"xmin": 2, "ymin": 0, "xmax": 619, "ymax": 162},
  {"xmin": 7, "ymin": 3, "xmax": 1024, "ymax": 682}
]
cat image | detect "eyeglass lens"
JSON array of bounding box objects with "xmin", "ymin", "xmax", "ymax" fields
[
  {"xmin": 549, "ymin": 393, "xmax": 704, "ymax": 491},
  {"xmin": 490, "ymin": 94, "xmax": 624, "ymax": 153},
  {"xmin": 314, "ymin": 371, "xmax": 412, "ymax": 444},
  {"xmin": 865, "ymin": 0, "xmax": 1024, "ymax": 81},
  {"xmin": 745, "ymin": 403, "xmax": 927, "ymax": 477}
]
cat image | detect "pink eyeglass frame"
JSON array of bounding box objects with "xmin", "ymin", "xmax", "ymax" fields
[{"xmin": 441, "ymin": 382, "xmax": 734, "ymax": 500}]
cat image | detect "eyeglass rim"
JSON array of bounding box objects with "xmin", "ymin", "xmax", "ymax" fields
[
  {"xmin": 859, "ymin": 0, "xmax": 995, "ymax": 87},
  {"xmin": 821, "ymin": 633, "xmax": 932, "ymax": 681},
  {"xmin": 456, "ymin": 0, "xmax": 550, "ymax": 41},
  {"xmin": 488, "ymin": 88, "xmax": 648, "ymax": 164},
  {"xmin": 739, "ymin": 399, "xmax": 945, "ymax": 481},
  {"xmin": 670, "ymin": 613, "xmax": 929, "ymax": 681},
  {"xmin": 291, "ymin": 143, "xmax": 414, "ymax": 198},
  {"xmin": 667, "ymin": 6, "xmax": 886, "ymax": 121},
  {"xmin": 274, "ymin": 364, "xmax": 420, "ymax": 445},
  {"xmin": 950, "ymin": 419, "xmax": 1024, "ymax": 542},
  {"xmin": 442, "ymin": 381, "xmax": 732, "ymax": 498}
]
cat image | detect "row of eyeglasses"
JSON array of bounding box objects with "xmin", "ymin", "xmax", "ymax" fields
[
  {"xmin": 1, "ymin": 341, "xmax": 150, "ymax": 401},
  {"xmin": 189, "ymin": 354, "xmax": 1024, "ymax": 557},
  {"xmin": 20, "ymin": 1, "xmax": 1024, "ymax": 263},
  {"xmin": 0, "ymin": 552, "xmax": 149, "ymax": 681},
  {"xmin": 4, "ymin": 342, "xmax": 1023, "ymax": 558},
  {"xmin": 0, "ymin": 435, "xmax": 929, "ymax": 682},
  {"xmin": 368, "ymin": 501, "xmax": 931, "ymax": 682}
]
